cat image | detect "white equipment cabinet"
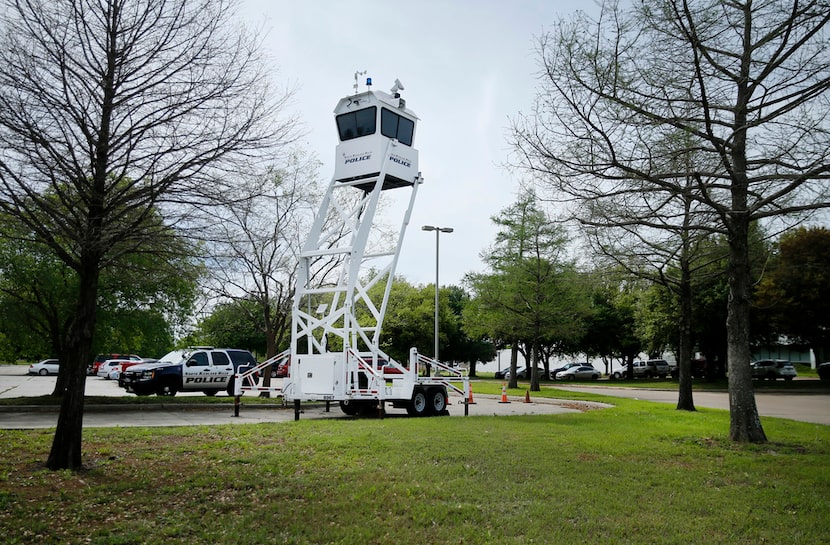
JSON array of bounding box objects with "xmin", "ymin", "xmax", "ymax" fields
[{"xmin": 234, "ymin": 77, "xmax": 470, "ymax": 419}]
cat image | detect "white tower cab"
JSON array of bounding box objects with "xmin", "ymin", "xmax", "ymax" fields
[{"xmin": 282, "ymin": 77, "xmax": 471, "ymax": 419}]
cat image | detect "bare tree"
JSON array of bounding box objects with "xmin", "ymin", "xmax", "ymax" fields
[
  {"xmin": 204, "ymin": 151, "xmax": 322, "ymax": 380},
  {"xmin": 0, "ymin": 0, "xmax": 295, "ymax": 469},
  {"xmin": 512, "ymin": 0, "xmax": 830, "ymax": 442}
]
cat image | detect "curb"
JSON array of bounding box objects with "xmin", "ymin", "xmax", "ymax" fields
[{"xmin": 0, "ymin": 402, "xmax": 299, "ymax": 413}]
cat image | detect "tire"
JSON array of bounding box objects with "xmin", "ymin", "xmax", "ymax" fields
[
  {"xmin": 612, "ymin": 371, "xmax": 622, "ymax": 380},
  {"xmin": 156, "ymin": 380, "xmax": 178, "ymax": 396},
  {"xmin": 427, "ymin": 387, "xmax": 447, "ymax": 416},
  {"xmin": 339, "ymin": 400, "xmax": 359, "ymax": 416},
  {"xmin": 406, "ymin": 388, "xmax": 429, "ymax": 417},
  {"xmin": 39, "ymin": 369, "xmax": 48, "ymax": 376},
  {"xmin": 784, "ymin": 376, "xmax": 793, "ymax": 381},
  {"xmin": 568, "ymin": 374, "xmax": 576, "ymax": 381},
  {"xmin": 592, "ymin": 374, "xmax": 599, "ymax": 380},
  {"xmin": 767, "ymin": 373, "xmax": 777, "ymax": 381},
  {"xmin": 203, "ymin": 389, "xmax": 219, "ymax": 396},
  {"xmin": 270, "ymin": 368, "xmax": 278, "ymax": 378}
]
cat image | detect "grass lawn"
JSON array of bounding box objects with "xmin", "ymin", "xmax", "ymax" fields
[{"xmin": 1, "ymin": 393, "xmax": 828, "ymax": 545}]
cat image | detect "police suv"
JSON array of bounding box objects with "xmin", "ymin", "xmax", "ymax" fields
[{"xmin": 119, "ymin": 347, "xmax": 258, "ymax": 397}]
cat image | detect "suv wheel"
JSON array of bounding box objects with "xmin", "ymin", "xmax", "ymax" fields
[{"xmin": 156, "ymin": 380, "xmax": 178, "ymax": 396}]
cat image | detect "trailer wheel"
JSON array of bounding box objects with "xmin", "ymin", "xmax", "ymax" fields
[
  {"xmin": 406, "ymin": 388, "xmax": 429, "ymax": 417},
  {"xmin": 339, "ymin": 400, "xmax": 359, "ymax": 416},
  {"xmin": 427, "ymin": 387, "xmax": 447, "ymax": 416}
]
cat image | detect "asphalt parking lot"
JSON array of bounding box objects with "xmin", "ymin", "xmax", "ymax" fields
[{"xmin": 0, "ymin": 365, "xmax": 602, "ymax": 429}]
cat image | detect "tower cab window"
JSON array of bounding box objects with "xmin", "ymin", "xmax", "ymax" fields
[
  {"xmin": 380, "ymin": 108, "xmax": 414, "ymax": 146},
  {"xmin": 337, "ymin": 107, "xmax": 376, "ymax": 141}
]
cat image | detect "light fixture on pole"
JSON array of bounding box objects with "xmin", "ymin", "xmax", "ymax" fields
[{"xmin": 421, "ymin": 225, "xmax": 453, "ymax": 368}]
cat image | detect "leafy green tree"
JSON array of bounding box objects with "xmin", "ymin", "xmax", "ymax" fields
[
  {"xmin": 442, "ymin": 285, "xmax": 496, "ymax": 377},
  {"xmin": 467, "ymin": 193, "xmax": 589, "ymax": 391},
  {"xmin": 191, "ymin": 299, "xmax": 267, "ymax": 356},
  {"xmin": 0, "ymin": 218, "xmax": 201, "ymax": 389},
  {"xmin": 755, "ymin": 227, "xmax": 830, "ymax": 362},
  {"xmin": 364, "ymin": 278, "xmax": 432, "ymax": 363},
  {"xmin": 581, "ymin": 276, "xmax": 642, "ymax": 376}
]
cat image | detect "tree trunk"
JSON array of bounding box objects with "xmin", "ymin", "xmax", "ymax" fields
[
  {"xmin": 530, "ymin": 340, "xmax": 540, "ymax": 392},
  {"xmin": 508, "ymin": 343, "xmax": 519, "ymax": 389},
  {"xmin": 725, "ymin": 48, "xmax": 767, "ymax": 442},
  {"xmin": 676, "ymin": 272, "xmax": 695, "ymax": 411},
  {"xmin": 46, "ymin": 265, "xmax": 99, "ymax": 470},
  {"xmin": 676, "ymin": 190, "xmax": 695, "ymax": 411},
  {"xmin": 726, "ymin": 213, "xmax": 766, "ymax": 442}
]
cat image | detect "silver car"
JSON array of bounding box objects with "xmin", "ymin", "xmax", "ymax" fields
[
  {"xmin": 750, "ymin": 360, "xmax": 797, "ymax": 381},
  {"xmin": 28, "ymin": 359, "xmax": 60, "ymax": 376},
  {"xmin": 555, "ymin": 365, "xmax": 600, "ymax": 381}
]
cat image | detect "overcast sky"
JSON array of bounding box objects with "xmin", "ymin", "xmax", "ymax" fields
[{"xmin": 242, "ymin": 0, "xmax": 597, "ymax": 287}]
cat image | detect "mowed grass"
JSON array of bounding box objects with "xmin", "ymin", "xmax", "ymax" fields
[{"xmin": 1, "ymin": 396, "xmax": 828, "ymax": 545}]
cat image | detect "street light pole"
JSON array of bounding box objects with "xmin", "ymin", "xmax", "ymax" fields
[{"xmin": 422, "ymin": 225, "xmax": 453, "ymax": 368}]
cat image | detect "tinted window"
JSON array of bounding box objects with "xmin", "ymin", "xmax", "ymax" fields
[
  {"xmin": 336, "ymin": 107, "xmax": 376, "ymax": 141},
  {"xmin": 380, "ymin": 108, "xmax": 414, "ymax": 146},
  {"xmin": 189, "ymin": 352, "xmax": 209, "ymax": 366},
  {"xmin": 229, "ymin": 350, "xmax": 257, "ymax": 369},
  {"xmin": 211, "ymin": 351, "xmax": 230, "ymax": 366}
]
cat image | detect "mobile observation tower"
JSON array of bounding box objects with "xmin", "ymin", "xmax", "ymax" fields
[{"xmin": 234, "ymin": 75, "xmax": 470, "ymax": 418}]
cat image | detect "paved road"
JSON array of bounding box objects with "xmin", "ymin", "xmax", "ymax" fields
[
  {"xmin": 555, "ymin": 385, "xmax": 830, "ymax": 426},
  {"xmin": 3, "ymin": 365, "xmax": 827, "ymax": 428},
  {"xmin": 0, "ymin": 366, "xmax": 597, "ymax": 429}
]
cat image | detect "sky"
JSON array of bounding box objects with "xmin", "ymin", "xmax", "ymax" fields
[{"xmin": 241, "ymin": 0, "xmax": 597, "ymax": 287}]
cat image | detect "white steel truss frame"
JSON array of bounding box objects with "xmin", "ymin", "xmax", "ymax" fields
[{"xmin": 290, "ymin": 139, "xmax": 421, "ymax": 365}]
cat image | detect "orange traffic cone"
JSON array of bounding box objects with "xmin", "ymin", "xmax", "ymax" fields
[
  {"xmin": 467, "ymin": 387, "xmax": 477, "ymax": 405},
  {"xmin": 499, "ymin": 383, "xmax": 510, "ymax": 404},
  {"xmin": 524, "ymin": 390, "xmax": 531, "ymax": 403}
]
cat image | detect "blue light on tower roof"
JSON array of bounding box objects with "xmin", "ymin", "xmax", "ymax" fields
[{"xmin": 366, "ymin": 77, "xmax": 372, "ymax": 87}]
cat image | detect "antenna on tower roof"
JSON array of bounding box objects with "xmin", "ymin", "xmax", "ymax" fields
[{"xmin": 353, "ymin": 70, "xmax": 367, "ymax": 94}]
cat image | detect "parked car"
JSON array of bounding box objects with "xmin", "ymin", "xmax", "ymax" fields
[
  {"xmin": 646, "ymin": 359, "xmax": 671, "ymax": 378},
  {"xmin": 97, "ymin": 359, "xmax": 131, "ymax": 379},
  {"xmin": 120, "ymin": 347, "xmax": 258, "ymax": 396},
  {"xmin": 818, "ymin": 362, "xmax": 830, "ymax": 381},
  {"xmin": 750, "ymin": 359, "xmax": 797, "ymax": 381},
  {"xmin": 270, "ymin": 358, "xmax": 290, "ymax": 378},
  {"xmin": 670, "ymin": 358, "xmax": 709, "ymax": 379},
  {"xmin": 611, "ymin": 359, "xmax": 670, "ymax": 379},
  {"xmin": 28, "ymin": 359, "xmax": 60, "ymax": 376},
  {"xmin": 105, "ymin": 358, "xmax": 157, "ymax": 380},
  {"xmin": 502, "ymin": 366, "xmax": 524, "ymax": 380},
  {"xmin": 555, "ymin": 365, "xmax": 600, "ymax": 381},
  {"xmin": 550, "ymin": 362, "xmax": 582, "ymax": 380},
  {"xmin": 494, "ymin": 368, "xmax": 510, "ymax": 379},
  {"xmin": 504, "ymin": 366, "xmax": 546, "ymax": 380},
  {"xmin": 88, "ymin": 353, "xmax": 141, "ymax": 375}
]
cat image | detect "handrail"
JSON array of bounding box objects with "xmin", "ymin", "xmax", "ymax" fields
[{"xmin": 233, "ymin": 349, "xmax": 290, "ymax": 396}]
